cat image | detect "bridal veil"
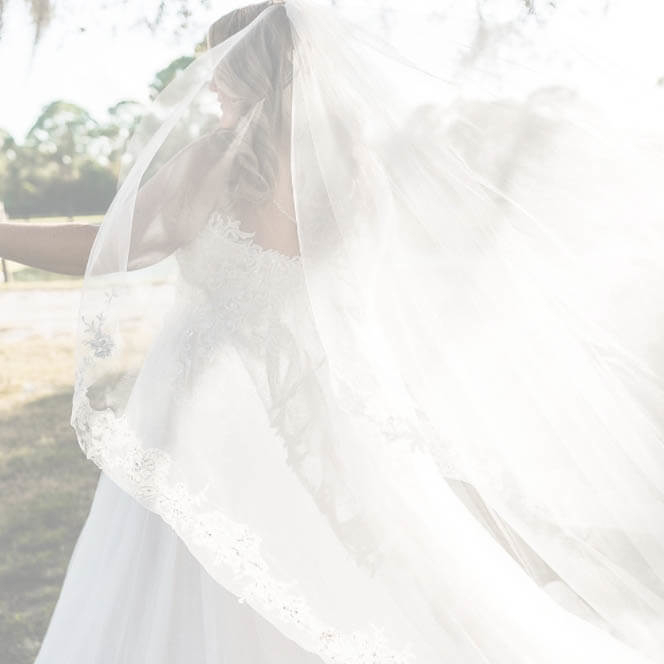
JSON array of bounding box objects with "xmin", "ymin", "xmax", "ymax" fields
[{"xmin": 70, "ymin": 1, "xmax": 664, "ymax": 661}]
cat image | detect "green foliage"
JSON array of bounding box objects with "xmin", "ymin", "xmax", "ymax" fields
[
  {"xmin": 0, "ymin": 100, "xmax": 145, "ymax": 218},
  {"xmin": 0, "ymin": 21, "xmax": 209, "ymax": 219},
  {"xmin": 148, "ymin": 55, "xmax": 196, "ymax": 100}
]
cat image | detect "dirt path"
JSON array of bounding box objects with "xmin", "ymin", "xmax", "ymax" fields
[{"xmin": 0, "ymin": 287, "xmax": 81, "ymax": 344}]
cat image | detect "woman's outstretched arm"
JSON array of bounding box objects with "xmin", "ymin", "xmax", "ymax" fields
[
  {"xmin": 0, "ymin": 134, "xmax": 221, "ymax": 278},
  {"xmin": 0, "ymin": 221, "xmax": 99, "ymax": 276}
]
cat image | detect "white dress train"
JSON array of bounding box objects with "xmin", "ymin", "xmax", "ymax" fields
[
  {"xmin": 34, "ymin": 469, "xmax": 325, "ymax": 664},
  {"xmin": 59, "ymin": 1, "xmax": 664, "ymax": 659}
]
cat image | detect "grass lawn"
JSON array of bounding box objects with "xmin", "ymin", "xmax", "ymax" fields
[
  {"xmin": 0, "ymin": 216, "xmax": 168, "ymax": 661},
  {"xmin": 0, "ymin": 310, "xmax": 100, "ymax": 663}
]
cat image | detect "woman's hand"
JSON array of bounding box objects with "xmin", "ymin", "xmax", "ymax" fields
[{"xmin": 0, "ymin": 220, "xmax": 99, "ymax": 277}]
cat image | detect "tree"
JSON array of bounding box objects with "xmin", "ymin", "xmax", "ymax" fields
[
  {"xmin": 2, "ymin": 101, "xmax": 118, "ymax": 217},
  {"xmin": 0, "ymin": 1, "xmax": 557, "ymax": 46},
  {"xmin": 94, "ymin": 100, "xmax": 144, "ymax": 176},
  {"xmin": 0, "ymin": 41, "xmax": 214, "ymax": 218},
  {"xmin": 148, "ymin": 56, "xmax": 196, "ymax": 100},
  {"xmin": 0, "ymin": 0, "xmax": 212, "ymax": 45}
]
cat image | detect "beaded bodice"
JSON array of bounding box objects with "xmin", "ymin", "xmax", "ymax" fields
[
  {"xmin": 167, "ymin": 212, "xmax": 309, "ymax": 398},
  {"xmin": 174, "ymin": 212, "xmax": 305, "ymax": 343}
]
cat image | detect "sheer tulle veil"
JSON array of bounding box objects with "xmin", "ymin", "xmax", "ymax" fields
[{"xmin": 70, "ymin": 0, "xmax": 664, "ymax": 661}]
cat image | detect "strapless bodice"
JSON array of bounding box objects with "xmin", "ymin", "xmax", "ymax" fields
[
  {"xmin": 173, "ymin": 212, "xmax": 306, "ymax": 353},
  {"xmin": 176, "ymin": 212, "xmax": 302, "ymax": 287}
]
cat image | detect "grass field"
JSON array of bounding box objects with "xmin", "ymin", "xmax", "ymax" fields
[
  {"xmin": 0, "ymin": 272, "xmax": 100, "ymax": 662},
  {"xmin": 0, "ymin": 215, "xmax": 176, "ymax": 661}
]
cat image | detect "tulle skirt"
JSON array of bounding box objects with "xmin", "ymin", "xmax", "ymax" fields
[{"xmin": 34, "ymin": 471, "xmax": 324, "ymax": 664}]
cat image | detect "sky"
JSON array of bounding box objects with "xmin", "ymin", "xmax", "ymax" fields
[
  {"xmin": 0, "ymin": 0, "xmax": 222, "ymax": 140},
  {"xmin": 1, "ymin": 0, "xmax": 663, "ymax": 141}
]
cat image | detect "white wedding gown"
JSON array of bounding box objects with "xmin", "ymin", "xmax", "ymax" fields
[
  {"xmin": 52, "ymin": 2, "xmax": 664, "ymax": 659},
  {"xmin": 34, "ymin": 472, "xmax": 324, "ymax": 664},
  {"xmin": 36, "ymin": 202, "xmax": 664, "ymax": 664},
  {"xmin": 35, "ymin": 212, "xmax": 324, "ymax": 664}
]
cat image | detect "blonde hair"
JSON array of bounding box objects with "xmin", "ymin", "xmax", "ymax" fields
[{"xmin": 207, "ymin": 2, "xmax": 293, "ymax": 213}]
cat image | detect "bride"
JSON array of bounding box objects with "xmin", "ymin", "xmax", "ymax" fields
[{"xmin": 3, "ymin": 1, "xmax": 664, "ymax": 662}]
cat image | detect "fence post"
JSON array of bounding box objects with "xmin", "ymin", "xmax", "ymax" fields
[{"xmin": 0, "ymin": 201, "xmax": 9, "ymax": 283}]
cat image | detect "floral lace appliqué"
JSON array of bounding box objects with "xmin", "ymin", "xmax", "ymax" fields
[
  {"xmin": 170, "ymin": 213, "xmax": 306, "ymax": 389},
  {"xmin": 71, "ymin": 213, "xmax": 416, "ymax": 664},
  {"xmin": 70, "ymin": 390, "xmax": 416, "ymax": 664},
  {"xmin": 81, "ymin": 288, "xmax": 119, "ymax": 359}
]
